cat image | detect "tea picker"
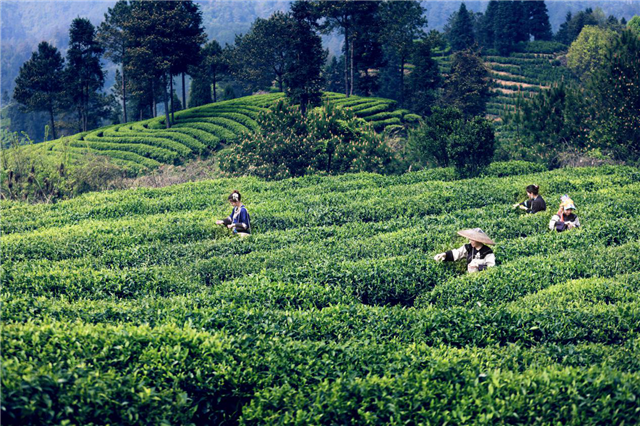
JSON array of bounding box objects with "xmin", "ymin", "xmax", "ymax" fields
[
  {"xmin": 216, "ymin": 190, "xmax": 251, "ymax": 237},
  {"xmin": 549, "ymin": 195, "xmax": 580, "ymax": 232},
  {"xmin": 434, "ymin": 228, "xmax": 496, "ymax": 273},
  {"xmin": 513, "ymin": 184, "xmax": 546, "ymax": 214}
]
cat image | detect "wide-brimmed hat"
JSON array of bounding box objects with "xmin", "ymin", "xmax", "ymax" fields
[{"xmin": 457, "ymin": 228, "xmax": 495, "ymax": 245}]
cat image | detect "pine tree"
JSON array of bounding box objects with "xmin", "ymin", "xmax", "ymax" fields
[
  {"xmin": 284, "ymin": 14, "xmax": 326, "ymax": 115},
  {"xmin": 405, "ymin": 39, "xmax": 441, "ymax": 116},
  {"xmin": 197, "ymin": 40, "xmax": 227, "ymax": 103},
  {"xmin": 168, "ymin": 0, "xmax": 206, "ymax": 111},
  {"xmin": 229, "ymin": 12, "xmax": 294, "ymax": 93},
  {"xmin": 378, "ymin": 0, "xmax": 426, "ymax": 104},
  {"xmin": 525, "ymin": 0, "xmax": 552, "ymax": 41},
  {"xmin": 188, "ymin": 76, "xmax": 212, "ymax": 108},
  {"xmin": 314, "ymin": 0, "xmax": 381, "ymax": 97},
  {"xmin": 478, "ymin": 0, "xmax": 499, "ymax": 49},
  {"xmin": 449, "ymin": 3, "xmax": 475, "ymax": 51},
  {"xmin": 124, "ymin": 1, "xmax": 194, "ymax": 128},
  {"xmin": 323, "ymin": 56, "xmax": 345, "ymax": 94},
  {"xmin": 13, "ymin": 42, "xmax": 65, "ymax": 140},
  {"xmin": 97, "ymin": 0, "xmax": 131, "ymax": 123},
  {"xmin": 442, "ymin": 48, "xmax": 490, "ymax": 118},
  {"xmin": 65, "ymin": 18, "xmax": 105, "ymax": 132}
]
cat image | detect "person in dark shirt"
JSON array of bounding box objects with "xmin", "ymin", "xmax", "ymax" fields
[
  {"xmin": 216, "ymin": 190, "xmax": 251, "ymax": 236},
  {"xmin": 513, "ymin": 184, "xmax": 546, "ymax": 214},
  {"xmin": 434, "ymin": 228, "xmax": 496, "ymax": 273}
]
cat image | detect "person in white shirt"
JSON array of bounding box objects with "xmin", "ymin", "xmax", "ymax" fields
[{"xmin": 434, "ymin": 228, "xmax": 496, "ymax": 273}]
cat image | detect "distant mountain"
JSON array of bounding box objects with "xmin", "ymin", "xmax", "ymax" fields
[{"xmin": 2, "ymin": 1, "xmax": 639, "ymax": 99}]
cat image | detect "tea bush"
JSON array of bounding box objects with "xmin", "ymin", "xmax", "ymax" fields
[{"xmin": 2, "ymin": 165, "xmax": 640, "ymax": 424}]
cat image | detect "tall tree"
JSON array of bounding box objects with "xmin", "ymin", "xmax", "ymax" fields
[
  {"xmin": 323, "ymin": 56, "xmax": 345, "ymax": 94},
  {"xmin": 314, "ymin": 0, "xmax": 380, "ymax": 97},
  {"xmin": 351, "ymin": 5, "xmax": 385, "ymax": 96},
  {"xmin": 200, "ymin": 40, "xmax": 227, "ymax": 103},
  {"xmin": 555, "ymin": 9, "xmax": 599, "ymax": 45},
  {"xmin": 525, "ymin": 0, "xmax": 552, "ymax": 41},
  {"xmin": 567, "ymin": 25, "xmax": 617, "ymax": 80},
  {"xmin": 283, "ymin": 12, "xmax": 326, "ymax": 115},
  {"xmin": 494, "ymin": 1, "xmax": 528, "ymax": 55},
  {"xmin": 125, "ymin": 1, "xmax": 189, "ymax": 128},
  {"xmin": 405, "ymin": 39, "xmax": 441, "ymax": 117},
  {"xmin": 65, "ymin": 17, "xmax": 105, "ymax": 133},
  {"xmin": 378, "ymin": 0, "xmax": 426, "ymax": 105},
  {"xmin": 230, "ymin": 12, "xmax": 293, "ymax": 93},
  {"xmin": 449, "ymin": 3, "xmax": 475, "ymax": 51},
  {"xmin": 441, "ymin": 48, "xmax": 490, "ymax": 118},
  {"xmin": 478, "ymin": 0, "xmax": 499, "ymax": 49},
  {"xmin": 168, "ymin": 0, "xmax": 206, "ymax": 112},
  {"xmin": 97, "ymin": 0, "xmax": 131, "ymax": 123},
  {"xmin": 587, "ymin": 30, "xmax": 640, "ymax": 161},
  {"xmin": 13, "ymin": 42, "xmax": 65, "ymax": 140}
]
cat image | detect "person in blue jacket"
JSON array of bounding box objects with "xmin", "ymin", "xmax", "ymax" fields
[{"xmin": 216, "ymin": 190, "xmax": 251, "ymax": 236}]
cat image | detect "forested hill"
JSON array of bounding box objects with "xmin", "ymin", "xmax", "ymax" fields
[{"xmin": 3, "ymin": 0, "xmax": 640, "ymax": 98}]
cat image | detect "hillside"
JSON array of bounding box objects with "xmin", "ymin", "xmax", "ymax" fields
[
  {"xmin": 3, "ymin": 163, "xmax": 640, "ymax": 424},
  {"xmin": 3, "ymin": 1, "xmax": 639, "ymax": 99},
  {"xmin": 20, "ymin": 92, "xmax": 417, "ymax": 174}
]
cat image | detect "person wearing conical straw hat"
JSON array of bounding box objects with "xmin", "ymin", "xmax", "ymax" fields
[
  {"xmin": 549, "ymin": 194, "xmax": 580, "ymax": 232},
  {"xmin": 433, "ymin": 228, "xmax": 496, "ymax": 273}
]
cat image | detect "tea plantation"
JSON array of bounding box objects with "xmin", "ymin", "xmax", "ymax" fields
[
  {"xmin": 3, "ymin": 163, "xmax": 640, "ymax": 425},
  {"xmin": 22, "ymin": 92, "xmax": 414, "ymax": 174}
]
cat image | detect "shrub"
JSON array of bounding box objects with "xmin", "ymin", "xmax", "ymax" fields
[{"xmin": 219, "ymin": 100, "xmax": 396, "ymax": 179}]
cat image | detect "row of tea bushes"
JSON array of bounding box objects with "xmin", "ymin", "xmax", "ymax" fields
[{"xmin": 3, "ymin": 165, "xmax": 640, "ymax": 424}]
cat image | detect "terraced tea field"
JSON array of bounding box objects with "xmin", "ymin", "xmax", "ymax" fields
[
  {"xmin": 20, "ymin": 93, "xmax": 414, "ymax": 174},
  {"xmin": 3, "ymin": 163, "xmax": 640, "ymax": 424}
]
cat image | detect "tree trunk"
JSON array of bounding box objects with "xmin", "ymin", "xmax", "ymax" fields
[
  {"xmin": 49, "ymin": 107, "xmax": 57, "ymax": 140},
  {"xmin": 163, "ymin": 74, "xmax": 171, "ymax": 129},
  {"xmin": 181, "ymin": 72, "xmax": 186, "ymax": 111},
  {"xmin": 151, "ymin": 80, "xmax": 157, "ymax": 118},
  {"xmin": 170, "ymin": 75, "xmax": 175, "ymax": 123},
  {"xmin": 212, "ymin": 72, "xmax": 217, "ymax": 103},
  {"xmin": 122, "ymin": 64, "xmax": 128, "ymax": 123},
  {"xmin": 77, "ymin": 107, "xmax": 83, "ymax": 134},
  {"xmin": 350, "ymin": 38, "xmax": 354, "ymax": 96},
  {"xmin": 344, "ymin": 27, "xmax": 349, "ymax": 97},
  {"xmin": 400, "ymin": 60, "xmax": 405, "ymax": 106}
]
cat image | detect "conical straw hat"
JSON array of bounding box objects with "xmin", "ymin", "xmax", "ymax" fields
[{"xmin": 457, "ymin": 228, "xmax": 495, "ymax": 245}]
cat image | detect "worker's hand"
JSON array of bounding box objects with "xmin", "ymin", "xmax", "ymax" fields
[
  {"xmin": 519, "ymin": 205, "xmax": 527, "ymax": 211},
  {"xmin": 433, "ymin": 253, "xmax": 446, "ymax": 262},
  {"xmin": 227, "ymin": 224, "xmax": 234, "ymax": 229},
  {"xmin": 567, "ymin": 223, "xmax": 574, "ymax": 229},
  {"xmin": 215, "ymin": 220, "xmax": 224, "ymax": 225},
  {"xmin": 512, "ymin": 203, "xmax": 520, "ymax": 209}
]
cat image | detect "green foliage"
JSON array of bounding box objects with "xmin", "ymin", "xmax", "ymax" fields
[
  {"xmin": 405, "ymin": 39, "xmax": 440, "ymax": 116},
  {"xmin": 586, "ymin": 30, "xmax": 640, "ymax": 162},
  {"xmin": 408, "ymin": 107, "xmax": 495, "ymax": 176},
  {"xmin": 447, "ymin": 115, "xmax": 495, "ymax": 177},
  {"xmin": 628, "ymin": 16, "xmax": 640, "ymax": 35},
  {"xmin": 407, "ymin": 106, "xmax": 462, "ymax": 168},
  {"xmin": 219, "ymin": 100, "xmax": 395, "ymax": 179},
  {"xmin": 502, "ymin": 84, "xmax": 588, "ymax": 166},
  {"xmin": 0, "ymin": 135, "xmax": 127, "ymax": 202},
  {"xmin": 3, "ymin": 165, "xmax": 640, "ymax": 424},
  {"xmin": 567, "ymin": 25, "xmax": 617, "ymax": 79},
  {"xmin": 12, "ymin": 42, "xmax": 65, "ymax": 139},
  {"xmin": 448, "ymin": 3, "xmax": 474, "ymax": 51},
  {"xmin": 442, "ymin": 48, "xmax": 490, "ymax": 118}
]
